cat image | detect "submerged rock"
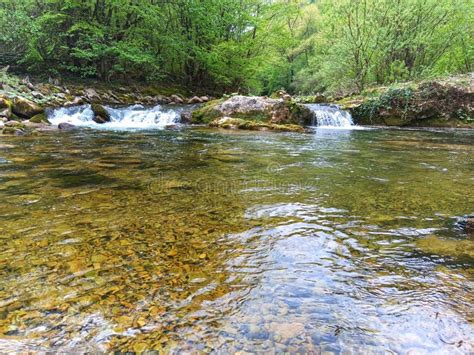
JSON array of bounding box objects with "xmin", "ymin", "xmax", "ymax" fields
[
  {"xmin": 210, "ymin": 116, "xmax": 306, "ymax": 133},
  {"xmin": 12, "ymin": 97, "xmax": 43, "ymax": 118},
  {"xmin": 457, "ymin": 215, "xmax": 474, "ymax": 235},
  {"xmin": 91, "ymin": 104, "xmax": 111, "ymax": 124},
  {"xmin": 58, "ymin": 122, "xmax": 76, "ymax": 130}
]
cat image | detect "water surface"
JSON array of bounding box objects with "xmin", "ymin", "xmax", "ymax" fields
[{"xmin": 0, "ymin": 127, "xmax": 473, "ymax": 352}]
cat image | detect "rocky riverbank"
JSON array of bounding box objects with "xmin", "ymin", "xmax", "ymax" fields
[
  {"xmin": 0, "ymin": 71, "xmax": 473, "ymax": 135},
  {"xmin": 336, "ymin": 75, "xmax": 474, "ymax": 128},
  {"xmin": 0, "ymin": 72, "xmax": 213, "ymax": 135}
]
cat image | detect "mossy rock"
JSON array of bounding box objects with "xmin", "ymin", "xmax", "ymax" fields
[
  {"xmin": 30, "ymin": 113, "xmax": 51, "ymax": 125},
  {"xmin": 191, "ymin": 99, "xmax": 224, "ymax": 124},
  {"xmin": 0, "ymin": 96, "xmax": 13, "ymax": 119},
  {"xmin": 210, "ymin": 117, "xmax": 305, "ymax": 133},
  {"xmin": 417, "ymin": 235, "xmax": 474, "ymax": 263},
  {"xmin": 191, "ymin": 96, "xmax": 312, "ymax": 126},
  {"xmin": 2, "ymin": 126, "xmax": 25, "ymax": 135},
  {"xmin": 91, "ymin": 104, "xmax": 111, "ymax": 124},
  {"xmin": 12, "ymin": 97, "xmax": 44, "ymax": 118}
]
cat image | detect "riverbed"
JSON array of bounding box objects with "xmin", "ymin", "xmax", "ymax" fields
[{"xmin": 0, "ymin": 126, "xmax": 473, "ymax": 352}]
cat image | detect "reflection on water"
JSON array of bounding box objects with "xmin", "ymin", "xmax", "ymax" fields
[{"xmin": 0, "ymin": 127, "xmax": 473, "ymax": 352}]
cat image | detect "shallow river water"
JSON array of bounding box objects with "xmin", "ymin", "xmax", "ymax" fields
[{"xmin": 0, "ymin": 126, "xmax": 473, "ymax": 353}]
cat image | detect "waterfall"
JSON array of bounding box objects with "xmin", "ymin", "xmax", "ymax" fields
[
  {"xmin": 47, "ymin": 104, "xmax": 186, "ymax": 130},
  {"xmin": 305, "ymin": 104, "xmax": 355, "ymax": 128}
]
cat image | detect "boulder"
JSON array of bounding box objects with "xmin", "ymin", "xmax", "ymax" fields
[
  {"xmin": 0, "ymin": 96, "xmax": 13, "ymax": 119},
  {"xmin": 2, "ymin": 126, "xmax": 25, "ymax": 135},
  {"xmin": 313, "ymin": 93, "xmax": 326, "ymax": 103},
  {"xmin": 64, "ymin": 96, "xmax": 85, "ymax": 107},
  {"xmin": 187, "ymin": 96, "xmax": 203, "ymax": 104},
  {"xmin": 84, "ymin": 88, "xmax": 100, "ymax": 102},
  {"xmin": 31, "ymin": 91, "xmax": 44, "ymax": 99},
  {"xmin": 0, "ymin": 108, "xmax": 10, "ymax": 119},
  {"xmin": 180, "ymin": 112, "xmax": 192, "ymax": 123},
  {"xmin": 91, "ymin": 104, "xmax": 111, "ymax": 124},
  {"xmin": 199, "ymin": 96, "xmax": 209, "ymax": 102},
  {"xmin": 170, "ymin": 94, "xmax": 184, "ymax": 104},
  {"xmin": 29, "ymin": 113, "xmax": 51, "ymax": 125},
  {"xmin": 58, "ymin": 122, "xmax": 76, "ymax": 130},
  {"xmin": 5, "ymin": 120, "xmax": 26, "ymax": 129},
  {"xmin": 192, "ymin": 95, "xmax": 313, "ymax": 126},
  {"xmin": 12, "ymin": 97, "xmax": 44, "ymax": 118}
]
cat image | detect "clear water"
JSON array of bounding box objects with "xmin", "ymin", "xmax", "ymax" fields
[
  {"xmin": 306, "ymin": 104, "xmax": 355, "ymax": 128},
  {"xmin": 0, "ymin": 127, "xmax": 472, "ymax": 352},
  {"xmin": 47, "ymin": 104, "xmax": 191, "ymax": 130}
]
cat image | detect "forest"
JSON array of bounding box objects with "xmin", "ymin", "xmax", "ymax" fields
[{"xmin": 0, "ymin": 0, "xmax": 472, "ymax": 95}]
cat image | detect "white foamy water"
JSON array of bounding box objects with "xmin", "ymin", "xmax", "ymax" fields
[
  {"xmin": 47, "ymin": 104, "xmax": 183, "ymax": 130},
  {"xmin": 306, "ymin": 104, "xmax": 356, "ymax": 129}
]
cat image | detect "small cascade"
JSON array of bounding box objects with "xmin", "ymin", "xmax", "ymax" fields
[
  {"xmin": 306, "ymin": 104, "xmax": 355, "ymax": 128},
  {"xmin": 47, "ymin": 104, "xmax": 186, "ymax": 130}
]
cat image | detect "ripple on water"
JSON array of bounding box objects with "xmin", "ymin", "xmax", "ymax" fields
[{"xmin": 0, "ymin": 128, "xmax": 472, "ymax": 352}]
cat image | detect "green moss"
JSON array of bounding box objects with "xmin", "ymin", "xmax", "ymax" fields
[
  {"xmin": 210, "ymin": 117, "xmax": 305, "ymax": 133},
  {"xmin": 231, "ymin": 111, "xmax": 270, "ymax": 122},
  {"xmin": 191, "ymin": 99, "xmax": 224, "ymax": 123},
  {"xmin": 417, "ymin": 235, "xmax": 474, "ymax": 263},
  {"xmin": 2, "ymin": 127, "xmax": 24, "ymax": 135},
  {"xmin": 30, "ymin": 113, "xmax": 51, "ymax": 124}
]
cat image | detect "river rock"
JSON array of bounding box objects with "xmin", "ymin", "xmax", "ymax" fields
[
  {"xmin": 458, "ymin": 215, "xmax": 474, "ymax": 234},
  {"xmin": 0, "ymin": 108, "xmax": 11, "ymax": 119},
  {"xmin": 200, "ymin": 96, "xmax": 209, "ymax": 102},
  {"xmin": 64, "ymin": 96, "xmax": 84, "ymax": 107},
  {"xmin": 31, "ymin": 91, "xmax": 44, "ymax": 99},
  {"xmin": 188, "ymin": 96, "xmax": 202, "ymax": 104},
  {"xmin": 170, "ymin": 94, "xmax": 184, "ymax": 104},
  {"xmin": 313, "ymin": 93, "xmax": 326, "ymax": 103},
  {"xmin": 84, "ymin": 88, "xmax": 100, "ymax": 101},
  {"xmin": 192, "ymin": 95, "xmax": 313, "ymax": 126},
  {"xmin": 2, "ymin": 126, "xmax": 25, "ymax": 135},
  {"xmin": 269, "ymin": 322, "xmax": 305, "ymax": 341},
  {"xmin": 58, "ymin": 122, "xmax": 76, "ymax": 130},
  {"xmin": 5, "ymin": 120, "xmax": 26, "ymax": 128},
  {"xmin": 12, "ymin": 97, "xmax": 44, "ymax": 118},
  {"xmin": 91, "ymin": 104, "xmax": 111, "ymax": 124},
  {"xmin": 29, "ymin": 113, "xmax": 51, "ymax": 125},
  {"xmin": 180, "ymin": 112, "xmax": 192, "ymax": 123}
]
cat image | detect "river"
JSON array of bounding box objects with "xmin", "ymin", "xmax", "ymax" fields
[{"xmin": 0, "ymin": 124, "xmax": 472, "ymax": 352}]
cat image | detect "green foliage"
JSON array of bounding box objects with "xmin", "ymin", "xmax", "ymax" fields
[{"xmin": 0, "ymin": 0, "xmax": 472, "ymax": 93}]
